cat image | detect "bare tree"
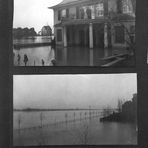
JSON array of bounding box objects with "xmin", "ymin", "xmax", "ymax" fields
[
  {"xmin": 107, "ymin": 10, "xmax": 136, "ymax": 56},
  {"xmin": 117, "ymin": 99, "xmax": 123, "ymax": 112}
]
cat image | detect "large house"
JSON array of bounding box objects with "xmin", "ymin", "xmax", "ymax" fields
[
  {"xmin": 49, "ymin": 0, "xmax": 136, "ymax": 49},
  {"xmin": 41, "ymin": 25, "xmax": 52, "ymax": 36}
]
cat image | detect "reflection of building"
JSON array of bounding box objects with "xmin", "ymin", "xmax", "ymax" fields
[
  {"xmin": 49, "ymin": 0, "xmax": 135, "ymax": 49},
  {"xmin": 41, "ymin": 26, "xmax": 52, "ymax": 36}
]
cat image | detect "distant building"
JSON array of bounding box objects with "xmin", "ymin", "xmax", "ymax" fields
[
  {"xmin": 122, "ymin": 93, "xmax": 137, "ymax": 122},
  {"xmin": 41, "ymin": 25, "xmax": 52, "ymax": 36},
  {"xmin": 49, "ymin": 0, "xmax": 135, "ymax": 49}
]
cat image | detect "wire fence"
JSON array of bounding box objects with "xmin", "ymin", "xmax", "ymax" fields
[{"xmin": 13, "ymin": 109, "xmax": 116, "ymax": 145}]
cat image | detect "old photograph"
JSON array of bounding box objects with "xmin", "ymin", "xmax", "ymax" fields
[
  {"xmin": 13, "ymin": 74, "xmax": 137, "ymax": 146},
  {"xmin": 13, "ymin": 0, "xmax": 136, "ymax": 66}
]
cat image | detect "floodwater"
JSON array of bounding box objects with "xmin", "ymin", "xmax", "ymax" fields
[
  {"xmin": 13, "ymin": 46, "xmax": 55, "ymax": 66},
  {"xmin": 13, "ymin": 37, "xmax": 129, "ymax": 66},
  {"xmin": 13, "ymin": 36, "xmax": 52, "ymax": 44},
  {"xmin": 13, "ymin": 111, "xmax": 137, "ymax": 146}
]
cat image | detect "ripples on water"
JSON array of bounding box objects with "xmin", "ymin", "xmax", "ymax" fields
[{"xmin": 13, "ymin": 111, "xmax": 137, "ymax": 145}]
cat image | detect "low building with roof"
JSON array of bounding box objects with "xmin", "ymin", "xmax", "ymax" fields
[{"xmin": 49, "ymin": 0, "xmax": 135, "ymax": 49}]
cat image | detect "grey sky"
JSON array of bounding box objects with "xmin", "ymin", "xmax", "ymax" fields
[
  {"xmin": 13, "ymin": 0, "xmax": 62, "ymax": 32},
  {"xmin": 13, "ymin": 74, "xmax": 137, "ymax": 109}
]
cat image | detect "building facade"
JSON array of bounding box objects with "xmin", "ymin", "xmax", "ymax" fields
[
  {"xmin": 49, "ymin": 0, "xmax": 135, "ymax": 48},
  {"xmin": 41, "ymin": 25, "xmax": 52, "ymax": 36}
]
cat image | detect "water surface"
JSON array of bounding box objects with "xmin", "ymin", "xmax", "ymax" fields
[{"xmin": 13, "ymin": 111, "xmax": 137, "ymax": 145}]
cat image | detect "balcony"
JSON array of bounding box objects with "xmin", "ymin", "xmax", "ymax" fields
[{"xmin": 60, "ymin": 17, "xmax": 106, "ymax": 25}]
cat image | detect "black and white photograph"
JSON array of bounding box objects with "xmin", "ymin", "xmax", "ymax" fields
[
  {"xmin": 13, "ymin": 74, "xmax": 137, "ymax": 146},
  {"xmin": 13, "ymin": 0, "xmax": 136, "ymax": 66}
]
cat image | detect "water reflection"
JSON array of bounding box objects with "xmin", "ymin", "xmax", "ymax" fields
[
  {"xmin": 13, "ymin": 46, "xmax": 120, "ymax": 66},
  {"xmin": 13, "ymin": 111, "xmax": 137, "ymax": 145},
  {"xmin": 55, "ymin": 46, "xmax": 113, "ymax": 66},
  {"xmin": 13, "ymin": 46, "xmax": 55, "ymax": 66}
]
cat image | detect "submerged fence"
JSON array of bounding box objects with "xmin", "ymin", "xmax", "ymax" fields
[
  {"xmin": 13, "ymin": 109, "xmax": 116, "ymax": 145},
  {"xmin": 14, "ymin": 110, "xmax": 104, "ymax": 132}
]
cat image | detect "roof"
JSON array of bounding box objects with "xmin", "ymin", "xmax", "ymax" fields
[
  {"xmin": 42, "ymin": 26, "xmax": 52, "ymax": 30},
  {"xmin": 58, "ymin": 0, "xmax": 79, "ymax": 5},
  {"xmin": 49, "ymin": 0, "xmax": 89, "ymax": 9}
]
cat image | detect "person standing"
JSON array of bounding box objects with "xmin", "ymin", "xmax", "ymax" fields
[
  {"xmin": 17, "ymin": 54, "xmax": 21, "ymax": 66},
  {"xmin": 41, "ymin": 59, "xmax": 45, "ymax": 66},
  {"xmin": 24, "ymin": 54, "xmax": 28, "ymax": 66}
]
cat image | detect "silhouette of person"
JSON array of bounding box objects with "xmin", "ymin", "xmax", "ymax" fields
[
  {"xmin": 24, "ymin": 54, "xmax": 28, "ymax": 66},
  {"xmin": 51, "ymin": 59, "xmax": 56, "ymax": 66},
  {"xmin": 34, "ymin": 60, "xmax": 36, "ymax": 66},
  {"xmin": 41, "ymin": 59, "xmax": 45, "ymax": 66},
  {"xmin": 17, "ymin": 54, "xmax": 21, "ymax": 66}
]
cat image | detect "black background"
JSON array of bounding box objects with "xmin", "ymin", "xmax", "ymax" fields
[{"xmin": 0, "ymin": 0, "xmax": 148, "ymax": 148}]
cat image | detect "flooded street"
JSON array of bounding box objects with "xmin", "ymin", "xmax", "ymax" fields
[
  {"xmin": 13, "ymin": 111, "xmax": 137, "ymax": 146},
  {"xmin": 14, "ymin": 46, "xmax": 128, "ymax": 66},
  {"xmin": 13, "ymin": 36, "xmax": 130, "ymax": 66},
  {"xmin": 13, "ymin": 46, "xmax": 55, "ymax": 66}
]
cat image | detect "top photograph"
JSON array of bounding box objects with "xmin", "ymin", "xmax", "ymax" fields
[{"xmin": 13, "ymin": 0, "xmax": 136, "ymax": 67}]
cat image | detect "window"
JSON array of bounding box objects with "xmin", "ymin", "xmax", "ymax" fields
[
  {"xmin": 96, "ymin": 3, "xmax": 104, "ymax": 17},
  {"xmin": 66, "ymin": 9, "xmax": 69, "ymax": 18},
  {"xmin": 80, "ymin": 7, "xmax": 85, "ymax": 19},
  {"xmin": 115, "ymin": 26, "xmax": 125, "ymax": 44},
  {"xmin": 122, "ymin": 0, "xmax": 133, "ymax": 14},
  {"xmin": 62, "ymin": 9, "xmax": 66, "ymax": 18},
  {"xmin": 76, "ymin": 7, "xmax": 79, "ymax": 19},
  {"xmin": 86, "ymin": 7, "xmax": 92, "ymax": 19},
  {"xmin": 57, "ymin": 29, "xmax": 62, "ymax": 42}
]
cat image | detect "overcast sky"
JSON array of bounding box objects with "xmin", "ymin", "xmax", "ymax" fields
[
  {"xmin": 13, "ymin": 0, "xmax": 62, "ymax": 32},
  {"xmin": 13, "ymin": 74, "xmax": 137, "ymax": 109}
]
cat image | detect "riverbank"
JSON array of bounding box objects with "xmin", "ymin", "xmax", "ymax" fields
[{"xmin": 100, "ymin": 112, "xmax": 137, "ymax": 123}]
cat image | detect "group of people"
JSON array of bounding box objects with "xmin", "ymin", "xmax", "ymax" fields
[
  {"xmin": 14, "ymin": 53, "xmax": 56, "ymax": 66},
  {"xmin": 16, "ymin": 53, "xmax": 28, "ymax": 66}
]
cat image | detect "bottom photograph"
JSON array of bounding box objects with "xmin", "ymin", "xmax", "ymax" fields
[{"xmin": 13, "ymin": 74, "xmax": 137, "ymax": 146}]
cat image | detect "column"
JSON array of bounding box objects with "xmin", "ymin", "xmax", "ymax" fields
[
  {"xmin": 89, "ymin": 23, "xmax": 93, "ymax": 48},
  {"xmin": 104, "ymin": 23, "xmax": 108, "ymax": 49},
  {"xmin": 89, "ymin": 48, "xmax": 94, "ymax": 66},
  {"xmin": 63, "ymin": 26, "xmax": 67, "ymax": 47}
]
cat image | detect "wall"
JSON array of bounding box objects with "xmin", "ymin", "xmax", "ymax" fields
[{"xmin": 54, "ymin": 10, "xmax": 61, "ymax": 25}]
